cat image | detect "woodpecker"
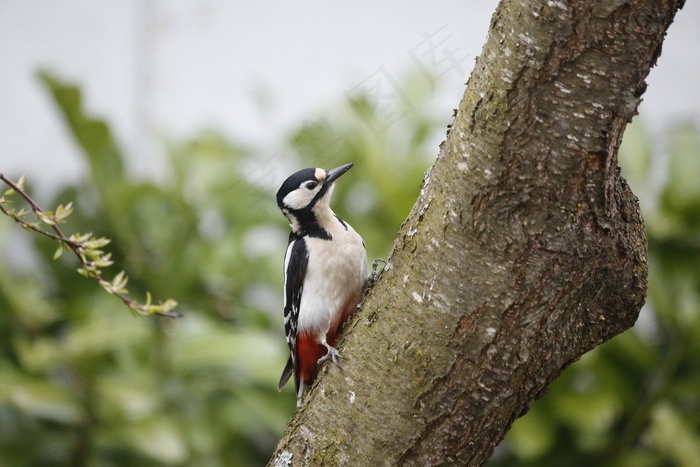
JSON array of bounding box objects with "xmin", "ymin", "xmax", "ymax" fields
[{"xmin": 276, "ymin": 162, "xmax": 367, "ymax": 407}]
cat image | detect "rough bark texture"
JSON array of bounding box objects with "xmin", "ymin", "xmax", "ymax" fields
[{"xmin": 270, "ymin": 0, "xmax": 683, "ymax": 465}]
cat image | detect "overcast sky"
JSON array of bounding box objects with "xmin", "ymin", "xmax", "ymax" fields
[{"xmin": 2, "ymin": 1, "xmax": 698, "ymax": 196}]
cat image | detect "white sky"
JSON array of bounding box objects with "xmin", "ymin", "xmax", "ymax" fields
[{"xmin": 1, "ymin": 1, "xmax": 699, "ymax": 197}]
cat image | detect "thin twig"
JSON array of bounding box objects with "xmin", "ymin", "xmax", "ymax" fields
[{"xmin": 0, "ymin": 173, "xmax": 180, "ymax": 318}]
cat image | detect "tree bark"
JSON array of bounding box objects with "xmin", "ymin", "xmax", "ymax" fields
[{"xmin": 270, "ymin": 0, "xmax": 683, "ymax": 465}]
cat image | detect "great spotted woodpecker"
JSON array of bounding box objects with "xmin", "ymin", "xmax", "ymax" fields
[{"xmin": 276, "ymin": 162, "xmax": 367, "ymax": 407}]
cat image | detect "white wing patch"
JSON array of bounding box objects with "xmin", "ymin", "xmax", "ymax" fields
[{"xmin": 282, "ymin": 239, "xmax": 295, "ymax": 309}]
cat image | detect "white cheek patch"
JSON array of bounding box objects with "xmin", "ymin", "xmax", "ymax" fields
[
  {"xmin": 283, "ymin": 189, "xmax": 314, "ymax": 210},
  {"xmin": 282, "ymin": 183, "xmax": 323, "ymax": 210}
]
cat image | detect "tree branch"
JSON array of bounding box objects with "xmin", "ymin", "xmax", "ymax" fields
[
  {"xmin": 0, "ymin": 173, "xmax": 180, "ymax": 318},
  {"xmin": 270, "ymin": 0, "xmax": 683, "ymax": 465}
]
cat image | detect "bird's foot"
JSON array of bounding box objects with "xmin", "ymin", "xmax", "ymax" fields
[
  {"xmin": 366, "ymin": 258, "xmax": 386, "ymax": 286},
  {"xmin": 318, "ymin": 343, "xmax": 343, "ymax": 369}
]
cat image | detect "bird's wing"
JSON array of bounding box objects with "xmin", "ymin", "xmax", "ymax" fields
[{"xmin": 277, "ymin": 235, "xmax": 309, "ymax": 392}]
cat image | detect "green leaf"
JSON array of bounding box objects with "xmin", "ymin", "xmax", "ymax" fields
[
  {"xmin": 648, "ymin": 403, "xmax": 700, "ymax": 467},
  {"xmin": 68, "ymin": 231, "xmax": 93, "ymax": 244},
  {"xmin": 37, "ymin": 211, "xmax": 56, "ymax": 226},
  {"xmin": 96, "ymin": 374, "xmax": 159, "ymax": 421},
  {"xmin": 171, "ymin": 316, "xmax": 282, "ymax": 384},
  {"xmin": 84, "ymin": 236, "xmax": 111, "ymax": 249},
  {"xmin": 507, "ymin": 408, "xmax": 556, "ymax": 460},
  {"xmin": 16, "ymin": 175, "xmax": 27, "ymax": 191},
  {"xmin": 10, "ymin": 381, "xmax": 82, "ymax": 425},
  {"xmin": 52, "ymin": 246, "xmax": 63, "ymax": 260},
  {"xmin": 92, "ymin": 253, "xmax": 114, "ymax": 268},
  {"xmin": 123, "ymin": 419, "xmax": 188, "ymax": 464},
  {"xmin": 76, "ymin": 267, "xmax": 91, "ymax": 277},
  {"xmin": 64, "ymin": 309, "xmax": 150, "ymax": 359},
  {"xmin": 661, "ymin": 124, "xmax": 700, "ymax": 226},
  {"xmin": 54, "ymin": 202, "xmax": 73, "ymax": 223},
  {"xmin": 37, "ymin": 71, "xmax": 125, "ymax": 199},
  {"xmin": 111, "ymin": 271, "xmax": 129, "ymax": 294},
  {"xmin": 2, "ymin": 175, "xmax": 26, "ymax": 196}
]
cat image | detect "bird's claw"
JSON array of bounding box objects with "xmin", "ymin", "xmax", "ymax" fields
[
  {"xmin": 318, "ymin": 345, "xmax": 343, "ymax": 370},
  {"xmin": 367, "ymin": 258, "xmax": 386, "ymax": 286}
]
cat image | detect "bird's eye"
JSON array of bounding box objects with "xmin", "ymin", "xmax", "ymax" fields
[{"xmin": 305, "ymin": 181, "xmax": 318, "ymax": 190}]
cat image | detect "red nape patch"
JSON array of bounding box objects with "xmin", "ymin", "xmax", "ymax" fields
[{"xmin": 296, "ymin": 333, "xmax": 329, "ymax": 385}]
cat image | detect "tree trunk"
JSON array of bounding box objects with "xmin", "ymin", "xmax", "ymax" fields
[{"xmin": 269, "ymin": 0, "xmax": 683, "ymax": 465}]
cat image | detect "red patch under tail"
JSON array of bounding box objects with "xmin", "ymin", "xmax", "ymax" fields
[{"xmin": 295, "ymin": 292, "xmax": 362, "ymax": 388}]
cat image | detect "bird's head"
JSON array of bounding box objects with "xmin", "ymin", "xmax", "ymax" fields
[{"xmin": 276, "ymin": 162, "xmax": 354, "ymax": 232}]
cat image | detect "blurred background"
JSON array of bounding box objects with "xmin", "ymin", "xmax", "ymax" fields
[{"xmin": 1, "ymin": 1, "xmax": 699, "ymax": 466}]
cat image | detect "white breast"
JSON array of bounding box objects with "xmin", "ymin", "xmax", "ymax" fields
[{"xmin": 298, "ymin": 217, "xmax": 367, "ymax": 336}]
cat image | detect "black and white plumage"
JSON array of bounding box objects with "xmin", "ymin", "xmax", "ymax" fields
[{"xmin": 276, "ymin": 163, "xmax": 367, "ymax": 407}]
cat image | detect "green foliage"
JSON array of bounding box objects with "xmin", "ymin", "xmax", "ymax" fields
[
  {"xmin": 0, "ymin": 71, "xmax": 433, "ymax": 465},
  {"xmin": 491, "ymin": 120, "xmax": 700, "ymax": 467}
]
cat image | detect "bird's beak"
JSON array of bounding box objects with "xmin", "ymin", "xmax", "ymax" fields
[{"xmin": 325, "ymin": 163, "xmax": 354, "ymax": 184}]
